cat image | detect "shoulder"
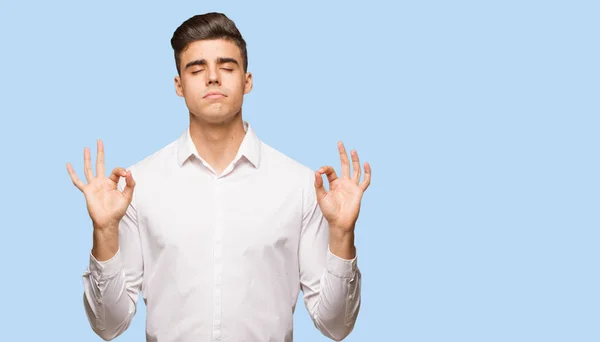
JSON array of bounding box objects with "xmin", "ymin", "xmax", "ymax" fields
[
  {"xmin": 260, "ymin": 141, "xmax": 315, "ymax": 185},
  {"xmin": 118, "ymin": 136, "xmax": 180, "ymax": 187},
  {"xmin": 258, "ymin": 142, "xmax": 320, "ymax": 215}
]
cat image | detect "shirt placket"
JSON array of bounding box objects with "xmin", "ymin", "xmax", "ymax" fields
[
  {"xmin": 212, "ymin": 174, "xmax": 224, "ymax": 341},
  {"xmin": 211, "ymin": 163, "xmax": 236, "ymax": 342}
]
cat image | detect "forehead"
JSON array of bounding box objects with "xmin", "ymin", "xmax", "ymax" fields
[{"xmin": 180, "ymin": 39, "xmax": 242, "ymax": 63}]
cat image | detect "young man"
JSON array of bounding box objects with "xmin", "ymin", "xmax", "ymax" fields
[{"xmin": 67, "ymin": 12, "xmax": 371, "ymax": 342}]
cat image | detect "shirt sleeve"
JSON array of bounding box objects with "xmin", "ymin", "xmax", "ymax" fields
[
  {"xmin": 298, "ymin": 169, "xmax": 362, "ymax": 341},
  {"xmin": 81, "ymin": 171, "xmax": 144, "ymax": 341}
]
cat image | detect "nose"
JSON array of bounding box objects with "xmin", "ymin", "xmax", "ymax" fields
[{"xmin": 207, "ymin": 66, "xmax": 220, "ymax": 85}]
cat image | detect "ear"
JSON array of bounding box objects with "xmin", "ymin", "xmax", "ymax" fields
[
  {"xmin": 243, "ymin": 72, "xmax": 253, "ymax": 95},
  {"xmin": 174, "ymin": 75, "xmax": 184, "ymax": 97}
]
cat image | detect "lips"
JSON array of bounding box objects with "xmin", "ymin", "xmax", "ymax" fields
[{"xmin": 203, "ymin": 91, "xmax": 226, "ymax": 99}]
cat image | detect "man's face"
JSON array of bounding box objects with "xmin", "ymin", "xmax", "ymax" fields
[{"xmin": 175, "ymin": 39, "xmax": 252, "ymax": 124}]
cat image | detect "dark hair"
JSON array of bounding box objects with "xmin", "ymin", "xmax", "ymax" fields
[{"xmin": 170, "ymin": 12, "xmax": 248, "ymax": 75}]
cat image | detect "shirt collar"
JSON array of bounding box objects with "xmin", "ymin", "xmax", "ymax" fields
[{"xmin": 176, "ymin": 120, "xmax": 262, "ymax": 168}]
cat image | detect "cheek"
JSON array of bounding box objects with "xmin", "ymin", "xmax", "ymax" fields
[
  {"xmin": 224, "ymin": 73, "xmax": 246, "ymax": 91},
  {"xmin": 182, "ymin": 84, "xmax": 203, "ymax": 101}
]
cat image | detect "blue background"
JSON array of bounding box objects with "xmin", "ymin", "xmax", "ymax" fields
[{"xmin": 0, "ymin": 1, "xmax": 598, "ymax": 341}]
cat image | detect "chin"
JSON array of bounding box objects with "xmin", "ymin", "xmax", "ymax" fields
[{"xmin": 190, "ymin": 106, "xmax": 240, "ymax": 124}]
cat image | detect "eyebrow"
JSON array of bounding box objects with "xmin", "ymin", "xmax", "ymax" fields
[{"xmin": 184, "ymin": 57, "xmax": 240, "ymax": 70}]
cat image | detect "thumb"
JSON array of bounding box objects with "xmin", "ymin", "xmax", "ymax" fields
[
  {"xmin": 314, "ymin": 171, "xmax": 327, "ymax": 200},
  {"xmin": 122, "ymin": 170, "xmax": 136, "ymax": 202}
]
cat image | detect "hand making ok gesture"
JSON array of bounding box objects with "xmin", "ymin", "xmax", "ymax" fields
[
  {"xmin": 314, "ymin": 141, "xmax": 371, "ymax": 234},
  {"xmin": 66, "ymin": 140, "xmax": 135, "ymax": 233}
]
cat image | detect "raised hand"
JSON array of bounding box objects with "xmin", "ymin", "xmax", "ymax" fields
[
  {"xmin": 66, "ymin": 139, "xmax": 135, "ymax": 233},
  {"xmin": 314, "ymin": 141, "xmax": 371, "ymax": 234}
]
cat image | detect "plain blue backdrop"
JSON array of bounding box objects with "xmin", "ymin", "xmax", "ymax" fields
[{"xmin": 0, "ymin": 1, "xmax": 598, "ymax": 341}]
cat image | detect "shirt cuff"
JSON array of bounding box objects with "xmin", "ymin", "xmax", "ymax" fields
[
  {"xmin": 326, "ymin": 245, "xmax": 358, "ymax": 279},
  {"xmin": 89, "ymin": 249, "xmax": 123, "ymax": 279}
]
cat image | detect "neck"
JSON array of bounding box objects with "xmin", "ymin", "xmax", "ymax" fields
[{"xmin": 188, "ymin": 111, "xmax": 246, "ymax": 175}]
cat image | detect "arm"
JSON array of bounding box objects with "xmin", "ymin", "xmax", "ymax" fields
[
  {"xmin": 300, "ymin": 141, "xmax": 371, "ymax": 341},
  {"xmin": 82, "ymin": 184, "xmax": 143, "ymax": 340},
  {"xmin": 299, "ymin": 188, "xmax": 362, "ymax": 341},
  {"xmin": 67, "ymin": 140, "xmax": 142, "ymax": 340}
]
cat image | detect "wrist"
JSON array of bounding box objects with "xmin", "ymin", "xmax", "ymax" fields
[
  {"xmin": 329, "ymin": 228, "xmax": 356, "ymax": 260},
  {"xmin": 92, "ymin": 228, "xmax": 119, "ymax": 262}
]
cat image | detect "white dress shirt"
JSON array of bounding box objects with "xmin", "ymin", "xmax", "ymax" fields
[{"xmin": 82, "ymin": 121, "xmax": 361, "ymax": 342}]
